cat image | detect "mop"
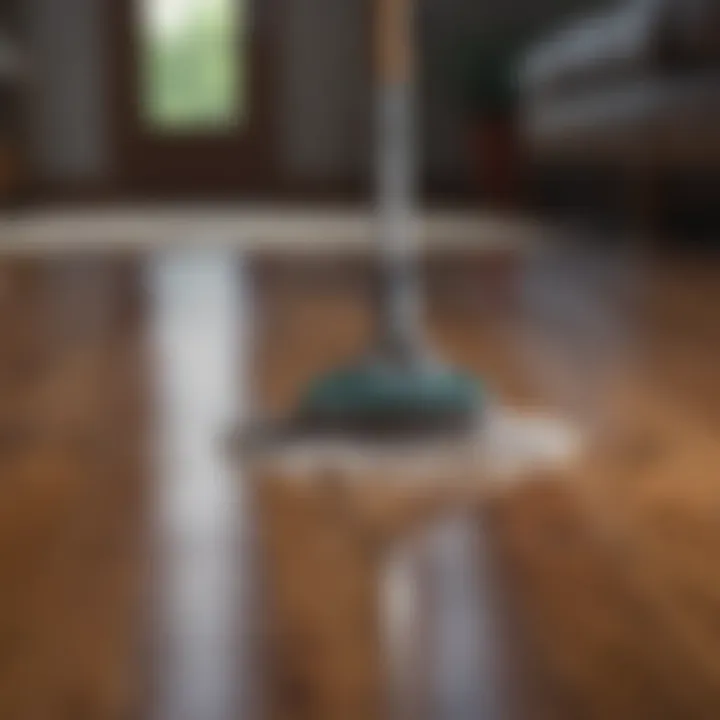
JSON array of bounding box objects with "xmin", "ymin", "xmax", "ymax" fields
[{"xmin": 293, "ymin": 0, "xmax": 485, "ymax": 437}]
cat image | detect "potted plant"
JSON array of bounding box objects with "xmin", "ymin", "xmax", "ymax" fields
[
  {"xmin": 454, "ymin": 31, "xmax": 523, "ymax": 206},
  {"xmin": 0, "ymin": 30, "xmax": 25, "ymax": 205}
]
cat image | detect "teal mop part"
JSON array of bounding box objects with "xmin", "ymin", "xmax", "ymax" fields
[{"xmin": 297, "ymin": 359, "xmax": 485, "ymax": 436}]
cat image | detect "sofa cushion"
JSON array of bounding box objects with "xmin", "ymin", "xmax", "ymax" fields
[{"xmin": 523, "ymin": 72, "xmax": 720, "ymax": 165}]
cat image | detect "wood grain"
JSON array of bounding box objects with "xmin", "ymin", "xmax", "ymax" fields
[{"xmin": 1, "ymin": 247, "xmax": 719, "ymax": 719}]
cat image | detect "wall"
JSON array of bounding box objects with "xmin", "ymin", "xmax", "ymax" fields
[
  {"xmin": 25, "ymin": 0, "xmax": 111, "ymax": 183},
  {"xmin": 23, "ymin": 0, "xmax": 595, "ymax": 189},
  {"xmin": 278, "ymin": 0, "xmax": 372, "ymax": 183}
]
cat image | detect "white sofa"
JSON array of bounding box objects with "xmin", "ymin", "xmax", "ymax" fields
[{"xmin": 520, "ymin": 0, "xmax": 720, "ymax": 168}]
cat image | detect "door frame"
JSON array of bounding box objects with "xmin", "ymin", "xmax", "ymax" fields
[{"xmin": 109, "ymin": 0, "xmax": 278, "ymax": 198}]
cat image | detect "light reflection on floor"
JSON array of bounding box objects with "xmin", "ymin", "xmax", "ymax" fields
[{"xmin": 149, "ymin": 251, "xmax": 257, "ymax": 720}]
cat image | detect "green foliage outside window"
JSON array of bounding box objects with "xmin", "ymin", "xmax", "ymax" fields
[{"xmin": 143, "ymin": 0, "xmax": 245, "ymax": 130}]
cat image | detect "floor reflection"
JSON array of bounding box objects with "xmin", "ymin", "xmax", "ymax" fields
[{"xmin": 149, "ymin": 251, "xmax": 255, "ymax": 720}]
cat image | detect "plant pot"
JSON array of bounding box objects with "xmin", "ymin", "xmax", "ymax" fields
[{"xmin": 469, "ymin": 116, "xmax": 520, "ymax": 208}]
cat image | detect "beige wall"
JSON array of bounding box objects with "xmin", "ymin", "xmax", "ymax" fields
[
  {"xmin": 25, "ymin": 0, "xmax": 111, "ymax": 182},
  {"xmin": 278, "ymin": 0, "xmax": 372, "ymax": 182}
]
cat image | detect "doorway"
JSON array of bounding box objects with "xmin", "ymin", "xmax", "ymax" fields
[{"xmin": 112, "ymin": 0, "xmax": 275, "ymax": 197}]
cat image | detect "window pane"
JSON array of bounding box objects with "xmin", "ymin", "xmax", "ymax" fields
[{"xmin": 140, "ymin": 0, "xmax": 246, "ymax": 131}]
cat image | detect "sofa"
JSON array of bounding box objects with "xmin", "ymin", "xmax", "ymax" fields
[
  {"xmin": 521, "ymin": 0, "xmax": 720, "ymax": 164},
  {"xmin": 519, "ymin": 0, "xmax": 720, "ymax": 237}
]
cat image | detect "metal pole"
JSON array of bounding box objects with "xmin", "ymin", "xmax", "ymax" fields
[{"xmin": 375, "ymin": 0, "xmax": 424, "ymax": 365}]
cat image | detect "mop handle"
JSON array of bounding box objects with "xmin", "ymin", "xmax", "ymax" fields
[
  {"xmin": 376, "ymin": 0, "xmax": 413, "ymax": 85},
  {"xmin": 375, "ymin": 0, "xmax": 424, "ymax": 362}
]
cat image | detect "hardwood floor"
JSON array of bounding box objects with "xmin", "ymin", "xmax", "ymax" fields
[
  {"xmin": 486, "ymin": 254, "xmax": 720, "ymax": 719},
  {"xmin": 0, "ymin": 256, "xmax": 149, "ymax": 720},
  {"xmin": 0, "ymin": 245, "xmax": 718, "ymax": 719}
]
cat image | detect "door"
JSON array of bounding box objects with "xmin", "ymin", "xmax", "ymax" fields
[{"xmin": 113, "ymin": 0, "xmax": 275, "ymax": 197}]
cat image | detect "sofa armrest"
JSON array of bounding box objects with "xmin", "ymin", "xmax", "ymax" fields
[
  {"xmin": 521, "ymin": 0, "xmax": 720, "ymax": 103},
  {"xmin": 520, "ymin": 2, "xmax": 666, "ymax": 101}
]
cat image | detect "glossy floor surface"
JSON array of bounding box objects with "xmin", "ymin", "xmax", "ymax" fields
[{"xmin": 0, "ymin": 244, "xmax": 719, "ymax": 719}]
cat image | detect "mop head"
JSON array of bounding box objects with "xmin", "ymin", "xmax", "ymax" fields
[{"xmin": 296, "ymin": 359, "xmax": 485, "ymax": 437}]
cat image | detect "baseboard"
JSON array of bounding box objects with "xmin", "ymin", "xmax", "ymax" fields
[{"xmin": 25, "ymin": 174, "xmax": 479, "ymax": 208}]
